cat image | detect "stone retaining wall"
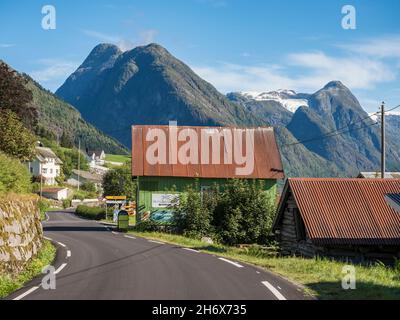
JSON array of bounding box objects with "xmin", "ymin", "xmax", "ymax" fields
[{"xmin": 0, "ymin": 195, "xmax": 43, "ymax": 274}]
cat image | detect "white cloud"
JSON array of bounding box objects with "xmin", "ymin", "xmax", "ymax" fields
[
  {"xmin": 30, "ymin": 59, "xmax": 79, "ymax": 85},
  {"xmin": 338, "ymin": 35, "xmax": 400, "ymax": 58},
  {"xmin": 82, "ymin": 28, "xmax": 159, "ymax": 51},
  {"xmin": 139, "ymin": 29, "xmax": 158, "ymax": 45},
  {"xmin": 193, "ymin": 51, "xmax": 396, "ymax": 94},
  {"xmin": 0, "ymin": 43, "xmax": 15, "ymax": 48}
]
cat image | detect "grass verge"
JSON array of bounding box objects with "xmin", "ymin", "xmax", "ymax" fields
[
  {"xmin": 0, "ymin": 240, "xmax": 56, "ymax": 299},
  {"xmin": 105, "ymin": 154, "xmax": 131, "ymax": 163},
  {"xmin": 129, "ymin": 231, "xmax": 400, "ymax": 300}
]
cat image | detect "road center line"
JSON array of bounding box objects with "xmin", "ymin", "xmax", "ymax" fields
[
  {"xmin": 13, "ymin": 286, "xmax": 40, "ymax": 300},
  {"xmin": 43, "ymin": 236, "xmax": 52, "ymax": 241},
  {"xmin": 261, "ymin": 281, "xmax": 287, "ymax": 300},
  {"xmin": 124, "ymin": 235, "xmax": 136, "ymax": 240},
  {"xmin": 57, "ymin": 242, "xmax": 66, "ymax": 248},
  {"xmin": 148, "ymin": 240, "xmax": 164, "ymax": 244},
  {"xmin": 66, "ymin": 250, "xmax": 71, "ymax": 258},
  {"xmin": 218, "ymin": 258, "xmax": 244, "ymax": 268},
  {"xmin": 112, "ymin": 231, "xmax": 119, "ymax": 235},
  {"xmin": 55, "ymin": 263, "xmax": 67, "ymax": 275},
  {"xmin": 182, "ymin": 248, "xmax": 199, "ymax": 253}
]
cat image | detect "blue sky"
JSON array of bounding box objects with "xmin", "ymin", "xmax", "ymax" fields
[{"xmin": 1, "ymin": 0, "xmax": 399, "ymax": 112}]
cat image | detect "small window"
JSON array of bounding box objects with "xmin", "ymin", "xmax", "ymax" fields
[{"xmin": 42, "ymin": 168, "xmax": 47, "ymax": 174}]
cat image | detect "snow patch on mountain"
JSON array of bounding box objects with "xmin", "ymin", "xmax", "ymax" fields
[
  {"xmin": 241, "ymin": 89, "xmax": 309, "ymax": 113},
  {"xmin": 369, "ymin": 111, "xmax": 400, "ymax": 122}
]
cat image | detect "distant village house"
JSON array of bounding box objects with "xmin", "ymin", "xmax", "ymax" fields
[
  {"xmin": 67, "ymin": 169, "xmax": 103, "ymax": 191},
  {"xmin": 41, "ymin": 187, "xmax": 71, "ymax": 201},
  {"xmin": 27, "ymin": 146, "xmax": 62, "ymax": 185},
  {"xmin": 86, "ymin": 149, "xmax": 105, "ymax": 165},
  {"xmin": 273, "ymin": 178, "xmax": 400, "ymax": 262}
]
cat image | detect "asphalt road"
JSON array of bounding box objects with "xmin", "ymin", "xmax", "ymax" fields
[{"xmin": 7, "ymin": 211, "xmax": 310, "ymax": 300}]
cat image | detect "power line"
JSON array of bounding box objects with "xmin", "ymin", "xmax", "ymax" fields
[
  {"xmin": 282, "ymin": 104, "xmax": 400, "ymax": 148},
  {"xmin": 283, "ymin": 121, "xmax": 379, "ymax": 147}
]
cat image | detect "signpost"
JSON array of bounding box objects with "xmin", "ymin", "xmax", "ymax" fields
[{"xmin": 105, "ymin": 196, "xmax": 127, "ymax": 220}]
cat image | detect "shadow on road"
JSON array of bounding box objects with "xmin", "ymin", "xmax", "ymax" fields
[{"xmin": 44, "ymin": 226, "xmax": 108, "ymax": 232}]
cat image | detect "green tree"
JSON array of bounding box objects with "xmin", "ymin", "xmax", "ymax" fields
[
  {"xmin": 173, "ymin": 181, "xmax": 213, "ymax": 238},
  {"xmin": 0, "ymin": 110, "xmax": 36, "ymax": 161},
  {"xmin": 81, "ymin": 181, "xmax": 96, "ymax": 192},
  {"xmin": 213, "ymin": 179, "xmax": 276, "ymax": 245},
  {"xmin": 0, "ymin": 152, "xmax": 31, "ymax": 194},
  {"xmin": 60, "ymin": 132, "xmax": 74, "ymax": 148},
  {"xmin": 102, "ymin": 164, "xmax": 136, "ymax": 200},
  {"xmin": 0, "ymin": 61, "xmax": 37, "ymax": 129}
]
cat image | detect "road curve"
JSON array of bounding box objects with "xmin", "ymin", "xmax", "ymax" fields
[{"xmin": 7, "ymin": 211, "xmax": 310, "ymax": 300}]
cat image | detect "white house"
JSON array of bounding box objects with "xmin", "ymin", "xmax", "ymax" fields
[
  {"xmin": 67, "ymin": 169, "xmax": 103, "ymax": 191},
  {"xmin": 27, "ymin": 146, "xmax": 62, "ymax": 186},
  {"xmin": 41, "ymin": 187, "xmax": 71, "ymax": 201},
  {"xmin": 86, "ymin": 149, "xmax": 106, "ymax": 166}
]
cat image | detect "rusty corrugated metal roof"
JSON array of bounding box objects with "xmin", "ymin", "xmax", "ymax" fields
[
  {"xmin": 385, "ymin": 194, "xmax": 400, "ymax": 214},
  {"xmin": 131, "ymin": 125, "xmax": 284, "ymax": 179},
  {"xmin": 278, "ymin": 178, "xmax": 400, "ymax": 245}
]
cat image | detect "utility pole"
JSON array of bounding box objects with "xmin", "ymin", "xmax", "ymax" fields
[
  {"xmin": 381, "ymin": 102, "xmax": 386, "ymax": 179},
  {"xmin": 78, "ymin": 138, "xmax": 81, "ymax": 190}
]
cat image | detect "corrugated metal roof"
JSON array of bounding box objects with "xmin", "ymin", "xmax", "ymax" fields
[
  {"xmin": 131, "ymin": 125, "xmax": 284, "ymax": 179},
  {"xmin": 385, "ymin": 194, "xmax": 400, "ymax": 214},
  {"xmin": 276, "ymin": 178, "xmax": 400, "ymax": 245}
]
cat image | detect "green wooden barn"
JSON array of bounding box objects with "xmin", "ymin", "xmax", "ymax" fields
[{"xmin": 131, "ymin": 125, "xmax": 284, "ymax": 222}]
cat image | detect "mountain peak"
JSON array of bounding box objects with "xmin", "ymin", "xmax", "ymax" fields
[{"xmin": 323, "ymin": 81, "xmax": 346, "ymax": 90}]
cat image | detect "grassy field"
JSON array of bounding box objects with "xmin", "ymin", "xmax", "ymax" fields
[
  {"xmin": 105, "ymin": 154, "xmax": 131, "ymax": 163},
  {"xmin": 0, "ymin": 240, "xmax": 56, "ymax": 298},
  {"xmin": 128, "ymin": 231, "xmax": 400, "ymax": 300}
]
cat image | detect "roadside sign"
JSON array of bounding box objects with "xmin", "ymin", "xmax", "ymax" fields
[
  {"xmin": 106, "ymin": 200, "xmax": 126, "ymax": 204},
  {"xmin": 106, "ymin": 196, "xmax": 127, "ymax": 200}
]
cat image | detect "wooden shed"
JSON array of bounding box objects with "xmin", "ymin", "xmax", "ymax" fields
[
  {"xmin": 272, "ymin": 178, "xmax": 400, "ymax": 262},
  {"xmin": 131, "ymin": 125, "xmax": 284, "ymax": 222}
]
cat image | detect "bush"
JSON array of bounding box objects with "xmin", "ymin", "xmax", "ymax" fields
[
  {"xmin": 134, "ymin": 220, "xmax": 164, "ymax": 232},
  {"xmin": 0, "ymin": 152, "xmax": 32, "ymax": 194},
  {"xmin": 62, "ymin": 198, "xmax": 72, "ymax": 209},
  {"xmin": 173, "ymin": 181, "xmax": 213, "ymax": 239},
  {"xmin": 213, "ymin": 179, "xmax": 276, "ymax": 245},
  {"xmin": 81, "ymin": 182, "xmax": 96, "ymax": 192},
  {"xmin": 75, "ymin": 205, "xmax": 106, "ymax": 220},
  {"xmin": 172, "ymin": 179, "xmax": 277, "ymax": 246}
]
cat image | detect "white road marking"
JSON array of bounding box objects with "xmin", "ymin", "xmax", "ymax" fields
[
  {"xmin": 66, "ymin": 250, "xmax": 71, "ymax": 258},
  {"xmin": 55, "ymin": 263, "xmax": 67, "ymax": 275},
  {"xmin": 256, "ymin": 271, "xmax": 261, "ymax": 274},
  {"xmin": 182, "ymin": 248, "xmax": 199, "ymax": 253},
  {"xmin": 261, "ymin": 281, "xmax": 287, "ymax": 300},
  {"xmin": 13, "ymin": 286, "xmax": 40, "ymax": 300},
  {"xmin": 218, "ymin": 258, "xmax": 244, "ymax": 268},
  {"xmin": 57, "ymin": 242, "xmax": 66, "ymax": 248},
  {"xmin": 45, "ymin": 213, "xmax": 50, "ymax": 222},
  {"xmin": 112, "ymin": 231, "xmax": 119, "ymax": 235},
  {"xmin": 43, "ymin": 236, "xmax": 52, "ymax": 241},
  {"xmin": 124, "ymin": 235, "xmax": 136, "ymax": 240},
  {"xmin": 148, "ymin": 240, "xmax": 164, "ymax": 245}
]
